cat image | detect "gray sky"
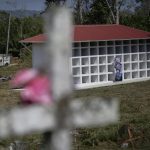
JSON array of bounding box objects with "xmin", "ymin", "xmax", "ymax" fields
[{"xmin": 0, "ymin": 0, "xmax": 45, "ymax": 11}]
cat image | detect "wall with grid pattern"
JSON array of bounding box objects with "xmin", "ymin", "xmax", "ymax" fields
[{"xmin": 71, "ymin": 39, "xmax": 150, "ymax": 88}]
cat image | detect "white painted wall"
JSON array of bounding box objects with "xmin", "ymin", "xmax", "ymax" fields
[
  {"xmin": 32, "ymin": 44, "xmax": 48, "ymax": 70},
  {"xmin": 32, "ymin": 39, "xmax": 150, "ymax": 89}
]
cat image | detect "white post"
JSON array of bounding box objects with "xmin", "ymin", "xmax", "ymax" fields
[{"xmin": 44, "ymin": 7, "xmax": 73, "ymax": 150}]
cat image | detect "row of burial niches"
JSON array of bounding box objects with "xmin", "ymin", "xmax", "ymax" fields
[
  {"xmin": 72, "ymin": 61, "xmax": 150, "ymax": 76},
  {"xmin": 72, "ymin": 39, "xmax": 150, "ymax": 56},
  {"xmin": 73, "ymin": 70, "xmax": 150, "ymax": 84},
  {"xmin": 73, "ymin": 74, "xmax": 111, "ymax": 84},
  {"xmin": 72, "ymin": 53, "xmax": 150, "ymax": 67}
]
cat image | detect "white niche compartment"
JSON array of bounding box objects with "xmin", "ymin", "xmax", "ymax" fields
[
  {"xmin": 90, "ymin": 48, "xmax": 98, "ymax": 55},
  {"xmin": 82, "ymin": 67, "xmax": 89, "ymax": 75},
  {"xmin": 73, "ymin": 42, "xmax": 80, "ymax": 48},
  {"xmin": 81, "ymin": 42, "xmax": 89, "ymax": 47},
  {"xmin": 99, "ymin": 65, "xmax": 106, "ymax": 73},
  {"xmin": 73, "ymin": 67, "xmax": 80, "ymax": 76},
  {"xmin": 123, "ymin": 46, "xmax": 130, "ymax": 53},
  {"xmin": 99, "ymin": 47, "xmax": 106, "ymax": 55},
  {"xmin": 72, "ymin": 58, "xmax": 80, "ymax": 66},
  {"xmin": 90, "ymin": 57, "xmax": 98, "ymax": 65},
  {"xmin": 73, "ymin": 77, "xmax": 80, "ymax": 84},
  {"xmin": 131, "ymin": 45, "xmax": 138, "ymax": 53},
  {"xmin": 108, "ymin": 56, "xmax": 114, "ymax": 64},
  {"xmin": 115, "ymin": 46, "xmax": 122, "ymax": 54},
  {"xmin": 139, "ymin": 45, "xmax": 145, "ymax": 52},
  {"xmin": 82, "ymin": 57, "xmax": 89, "ymax": 66},
  {"xmin": 124, "ymin": 63, "xmax": 130, "ymax": 71},
  {"xmin": 132, "ymin": 71, "xmax": 138, "ymax": 79},
  {"xmin": 72, "ymin": 48, "xmax": 80, "ymax": 57},
  {"xmin": 99, "ymin": 56, "xmax": 106, "ymax": 64},
  {"xmin": 131, "ymin": 54, "xmax": 138, "ymax": 62},
  {"xmin": 124, "ymin": 55, "xmax": 130, "ymax": 62},
  {"xmin": 82, "ymin": 76, "xmax": 89, "ymax": 84},
  {"xmin": 108, "ymin": 64, "xmax": 114, "ymax": 73},
  {"xmin": 147, "ymin": 62, "xmax": 150, "ymax": 69},
  {"xmin": 91, "ymin": 66, "xmax": 98, "ymax": 74},
  {"xmin": 99, "ymin": 41, "xmax": 106, "ymax": 46},
  {"xmin": 108, "ymin": 74, "xmax": 114, "ymax": 81},
  {"xmin": 139, "ymin": 53, "xmax": 146, "ymax": 61},
  {"xmin": 91, "ymin": 75, "xmax": 98, "ymax": 83},
  {"xmin": 140, "ymin": 71, "xmax": 146, "ymax": 78},
  {"xmin": 147, "ymin": 53, "xmax": 150, "ymax": 61},
  {"xmin": 100, "ymin": 74, "xmax": 107, "ymax": 82},
  {"xmin": 124, "ymin": 72, "xmax": 131, "ymax": 80},
  {"xmin": 147, "ymin": 45, "xmax": 150, "ymax": 52},
  {"xmin": 107, "ymin": 47, "xmax": 114, "ymax": 54},
  {"xmin": 147, "ymin": 70, "xmax": 150, "ymax": 77},
  {"xmin": 90, "ymin": 41, "xmax": 97, "ymax": 47},
  {"xmin": 81, "ymin": 48, "xmax": 89, "ymax": 56},
  {"xmin": 139, "ymin": 62, "xmax": 146, "ymax": 70},
  {"xmin": 132, "ymin": 63, "xmax": 138, "ymax": 70}
]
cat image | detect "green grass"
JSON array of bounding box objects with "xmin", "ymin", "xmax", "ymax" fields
[
  {"xmin": 0, "ymin": 63, "xmax": 150, "ymax": 149},
  {"xmin": 73, "ymin": 81, "xmax": 150, "ymax": 149}
]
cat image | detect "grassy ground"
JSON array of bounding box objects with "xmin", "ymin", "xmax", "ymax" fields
[
  {"xmin": 73, "ymin": 80, "xmax": 150, "ymax": 150},
  {"xmin": 0, "ymin": 64, "xmax": 150, "ymax": 149}
]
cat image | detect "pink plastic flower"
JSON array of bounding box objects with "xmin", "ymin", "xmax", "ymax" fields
[
  {"xmin": 21, "ymin": 75, "xmax": 52, "ymax": 105},
  {"xmin": 10, "ymin": 69, "xmax": 38, "ymax": 88},
  {"xmin": 11, "ymin": 69, "xmax": 52, "ymax": 105}
]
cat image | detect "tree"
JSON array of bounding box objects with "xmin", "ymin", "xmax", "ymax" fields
[
  {"xmin": 0, "ymin": 11, "xmax": 43, "ymax": 56},
  {"xmin": 0, "ymin": 11, "xmax": 9, "ymax": 53},
  {"xmin": 82, "ymin": 0, "xmax": 111, "ymax": 24},
  {"xmin": 73, "ymin": 0, "xmax": 84, "ymax": 24},
  {"xmin": 73, "ymin": 0, "xmax": 126, "ymax": 24},
  {"xmin": 135, "ymin": 0, "xmax": 150, "ymax": 16},
  {"xmin": 104, "ymin": 0, "xmax": 125, "ymax": 24},
  {"xmin": 44, "ymin": 0, "xmax": 66, "ymax": 12},
  {"xmin": 119, "ymin": 0, "xmax": 150, "ymax": 31}
]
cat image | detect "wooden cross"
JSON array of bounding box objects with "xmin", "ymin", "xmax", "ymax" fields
[{"xmin": 0, "ymin": 7, "xmax": 119, "ymax": 150}]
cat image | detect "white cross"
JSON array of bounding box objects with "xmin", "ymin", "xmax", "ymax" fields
[{"xmin": 0, "ymin": 7, "xmax": 119, "ymax": 150}]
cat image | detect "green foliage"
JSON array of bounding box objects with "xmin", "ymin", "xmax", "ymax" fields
[
  {"xmin": 0, "ymin": 11, "xmax": 9, "ymax": 53},
  {"xmin": 81, "ymin": 0, "xmax": 110, "ymax": 24},
  {"xmin": 44, "ymin": 0, "xmax": 66, "ymax": 11},
  {"xmin": 120, "ymin": 0, "xmax": 150, "ymax": 32},
  {"xmin": 0, "ymin": 11, "xmax": 43, "ymax": 56},
  {"xmin": 120, "ymin": 13, "xmax": 150, "ymax": 31},
  {"xmin": 73, "ymin": 0, "xmax": 150, "ymax": 32}
]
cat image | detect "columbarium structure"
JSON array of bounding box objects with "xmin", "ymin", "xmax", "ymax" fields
[{"xmin": 20, "ymin": 24, "xmax": 150, "ymax": 89}]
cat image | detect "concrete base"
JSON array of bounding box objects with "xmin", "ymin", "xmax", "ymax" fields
[{"xmin": 75, "ymin": 77, "xmax": 150, "ymax": 90}]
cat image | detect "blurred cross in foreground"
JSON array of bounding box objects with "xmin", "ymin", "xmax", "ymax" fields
[{"xmin": 0, "ymin": 7, "xmax": 119, "ymax": 150}]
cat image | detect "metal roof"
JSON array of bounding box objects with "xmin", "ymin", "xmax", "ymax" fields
[{"xmin": 20, "ymin": 24, "xmax": 150, "ymax": 43}]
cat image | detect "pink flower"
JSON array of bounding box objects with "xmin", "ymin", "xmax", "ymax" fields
[
  {"xmin": 11, "ymin": 69, "xmax": 52, "ymax": 105},
  {"xmin": 21, "ymin": 75, "xmax": 52, "ymax": 105},
  {"xmin": 10, "ymin": 69, "xmax": 38, "ymax": 88}
]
